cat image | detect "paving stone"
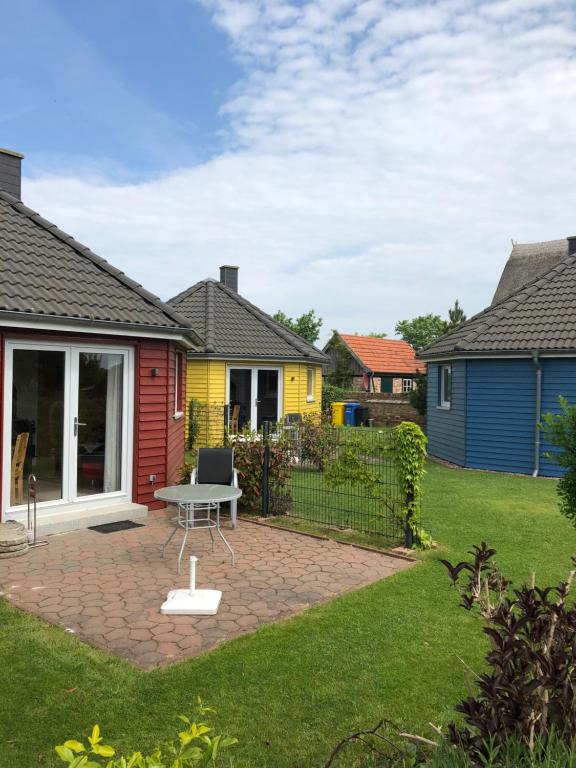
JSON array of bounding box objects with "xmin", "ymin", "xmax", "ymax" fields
[{"xmin": 0, "ymin": 510, "xmax": 413, "ymax": 669}]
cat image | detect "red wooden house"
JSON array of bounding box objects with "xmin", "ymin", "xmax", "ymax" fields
[{"xmin": 0, "ymin": 149, "xmax": 199, "ymax": 534}]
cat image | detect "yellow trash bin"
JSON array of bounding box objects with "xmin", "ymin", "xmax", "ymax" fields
[{"xmin": 331, "ymin": 401, "xmax": 345, "ymax": 426}]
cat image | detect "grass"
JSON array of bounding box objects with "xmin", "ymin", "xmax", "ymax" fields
[{"xmin": 1, "ymin": 462, "xmax": 574, "ymax": 768}]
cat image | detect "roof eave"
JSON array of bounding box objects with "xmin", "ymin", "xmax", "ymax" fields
[{"xmin": 0, "ymin": 309, "xmax": 202, "ymax": 348}]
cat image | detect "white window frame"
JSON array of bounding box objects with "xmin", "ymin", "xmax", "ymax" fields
[
  {"xmin": 402, "ymin": 378, "xmax": 413, "ymax": 393},
  {"xmin": 439, "ymin": 364, "xmax": 452, "ymax": 409},
  {"xmin": 307, "ymin": 367, "xmax": 315, "ymax": 402},
  {"xmin": 174, "ymin": 350, "xmax": 184, "ymax": 419},
  {"xmin": 3, "ymin": 339, "xmax": 134, "ymax": 519},
  {"xmin": 225, "ymin": 365, "xmax": 283, "ymax": 429}
]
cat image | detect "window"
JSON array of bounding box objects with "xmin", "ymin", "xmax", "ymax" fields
[
  {"xmin": 402, "ymin": 378, "xmax": 413, "ymax": 393},
  {"xmin": 307, "ymin": 367, "xmax": 315, "ymax": 402},
  {"xmin": 439, "ymin": 364, "xmax": 452, "ymax": 408},
  {"xmin": 174, "ymin": 351, "xmax": 184, "ymax": 417}
]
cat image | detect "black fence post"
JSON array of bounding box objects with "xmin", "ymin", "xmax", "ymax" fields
[
  {"xmin": 262, "ymin": 421, "xmax": 270, "ymax": 517},
  {"xmin": 404, "ymin": 490, "xmax": 414, "ymax": 549}
]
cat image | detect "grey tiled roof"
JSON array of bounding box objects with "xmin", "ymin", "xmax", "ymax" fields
[
  {"xmin": 492, "ymin": 239, "xmax": 568, "ymax": 304},
  {"xmin": 0, "ymin": 190, "xmax": 198, "ymax": 338},
  {"xmin": 419, "ymin": 252, "xmax": 576, "ymax": 359},
  {"xmin": 169, "ymin": 279, "xmax": 327, "ymax": 363}
]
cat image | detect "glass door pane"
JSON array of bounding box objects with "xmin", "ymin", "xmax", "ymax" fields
[
  {"xmin": 76, "ymin": 352, "xmax": 124, "ymax": 497},
  {"xmin": 11, "ymin": 349, "xmax": 65, "ymax": 504},
  {"xmin": 229, "ymin": 369, "xmax": 252, "ymax": 431},
  {"xmin": 257, "ymin": 370, "xmax": 279, "ymax": 429}
]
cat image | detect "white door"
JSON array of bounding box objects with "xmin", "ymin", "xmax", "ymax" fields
[{"xmin": 3, "ymin": 341, "xmax": 133, "ymax": 518}]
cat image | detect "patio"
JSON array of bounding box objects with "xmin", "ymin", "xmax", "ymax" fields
[{"xmin": 0, "ymin": 510, "xmax": 412, "ymax": 669}]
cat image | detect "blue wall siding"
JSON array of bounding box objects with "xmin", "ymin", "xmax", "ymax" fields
[
  {"xmin": 427, "ymin": 361, "xmax": 466, "ymax": 465},
  {"xmin": 466, "ymin": 359, "xmax": 536, "ymax": 474},
  {"xmin": 539, "ymin": 358, "xmax": 576, "ymax": 477}
]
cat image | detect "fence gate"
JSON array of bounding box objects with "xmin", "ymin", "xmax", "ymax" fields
[{"xmin": 262, "ymin": 422, "xmax": 409, "ymax": 546}]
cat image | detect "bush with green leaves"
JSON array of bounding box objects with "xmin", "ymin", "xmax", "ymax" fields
[
  {"xmin": 540, "ymin": 396, "xmax": 576, "ymax": 526},
  {"xmin": 408, "ymin": 372, "xmax": 427, "ymax": 418},
  {"xmin": 321, "ymin": 382, "xmax": 351, "ymax": 417},
  {"xmin": 227, "ymin": 429, "xmax": 292, "ymax": 515},
  {"xmin": 54, "ymin": 702, "xmax": 239, "ymax": 767}
]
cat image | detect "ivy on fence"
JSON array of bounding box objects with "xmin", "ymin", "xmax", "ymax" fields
[{"xmin": 392, "ymin": 421, "xmax": 427, "ymax": 540}]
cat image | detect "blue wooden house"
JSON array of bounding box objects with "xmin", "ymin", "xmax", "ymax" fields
[{"xmin": 419, "ymin": 236, "xmax": 576, "ymax": 477}]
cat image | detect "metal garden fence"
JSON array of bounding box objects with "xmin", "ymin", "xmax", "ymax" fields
[{"xmin": 262, "ymin": 421, "xmax": 411, "ymax": 546}]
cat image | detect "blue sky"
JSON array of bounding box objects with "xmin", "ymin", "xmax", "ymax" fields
[
  {"xmin": 1, "ymin": 0, "xmax": 239, "ymax": 178},
  {"xmin": 3, "ymin": 0, "xmax": 576, "ymax": 341}
]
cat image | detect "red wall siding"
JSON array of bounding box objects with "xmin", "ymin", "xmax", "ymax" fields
[
  {"xmin": 134, "ymin": 340, "xmax": 186, "ymax": 509},
  {"xmin": 0, "ymin": 329, "xmax": 187, "ymax": 516},
  {"xmin": 166, "ymin": 346, "xmax": 186, "ymax": 486},
  {"xmin": 0, "ymin": 334, "xmax": 4, "ymax": 509}
]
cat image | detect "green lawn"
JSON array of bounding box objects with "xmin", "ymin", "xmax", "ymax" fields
[{"xmin": 1, "ymin": 462, "xmax": 573, "ymax": 767}]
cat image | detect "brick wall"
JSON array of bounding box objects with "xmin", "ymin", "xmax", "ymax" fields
[{"xmin": 341, "ymin": 391, "xmax": 424, "ymax": 428}]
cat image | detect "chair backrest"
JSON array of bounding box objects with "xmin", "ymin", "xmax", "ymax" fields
[
  {"xmin": 11, "ymin": 432, "xmax": 29, "ymax": 475},
  {"xmin": 196, "ymin": 448, "xmax": 234, "ymax": 485},
  {"xmin": 285, "ymin": 413, "xmax": 302, "ymax": 425},
  {"xmin": 230, "ymin": 404, "xmax": 240, "ymax": 432}
]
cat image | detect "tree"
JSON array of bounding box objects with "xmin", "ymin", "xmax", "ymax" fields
[
  {"xmin": 272, "ymin": 309, "xmax": 323, "ymax": 344},
  {"xmin": 325, "ymin": 331, "xmax": 353, "ymax": 388},
  {"xmin": 368, "ymin": 332, "xmax": 387, "ymax": 338},
  {"xmin": 395, "ymin": 314, "xmax": 447, "ymax": 351},
  {"xmin": 409, "ymin": 371, "xmax": 427, "ymax": 417},
  {"xmin": 446, "ymin": 299, "xmax": 466, "ymax": 330}
]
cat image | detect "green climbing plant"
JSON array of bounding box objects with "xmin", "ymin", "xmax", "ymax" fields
[
  {"xmin": 541, "ymin": 396, "xmax": 576, "ymax": 527},
  {"xmin": 392, "ymin": 421, "xmax": 427, "ymax": 539}
]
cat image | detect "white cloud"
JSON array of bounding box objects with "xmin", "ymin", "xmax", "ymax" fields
[{"xmin": 23, "ymin": 0, "xmax": 576, "ymax": 343}]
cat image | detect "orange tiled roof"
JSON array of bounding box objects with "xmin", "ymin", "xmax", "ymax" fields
[{"xmin": 339, "ymin": 334, "xmax": 425, "ymax": 375}]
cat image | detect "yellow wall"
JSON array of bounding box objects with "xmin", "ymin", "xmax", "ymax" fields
[{"xmin": 185, "ymin": 358, "xmax": 323, "ymax": 447}]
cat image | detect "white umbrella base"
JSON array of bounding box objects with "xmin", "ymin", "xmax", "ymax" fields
[{"xmin": 160, "ymin": 588, "xmax": 222, "ymax": 615}]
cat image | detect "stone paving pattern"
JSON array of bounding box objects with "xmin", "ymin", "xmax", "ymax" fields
[{"xmin": 0, "ymin": 511, "xmax": 412, "ymax": 669}]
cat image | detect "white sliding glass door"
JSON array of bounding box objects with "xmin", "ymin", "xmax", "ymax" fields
[{"xmin": 3, "ymin": 341, "xmax": 133, "ymax": 517}]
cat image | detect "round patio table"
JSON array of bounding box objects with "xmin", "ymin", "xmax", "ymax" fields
[{"xmin": 154, "ymin": 484, "xmax": 242, "ymax": 573}]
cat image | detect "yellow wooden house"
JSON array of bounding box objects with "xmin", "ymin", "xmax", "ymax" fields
[{"xmin": 168, "ymin": 266, "xmax": 327, "ymax": 446}]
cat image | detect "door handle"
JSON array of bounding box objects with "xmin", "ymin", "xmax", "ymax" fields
[{"xmin": 74, "ymin": 416, "xmax": 87, "ymax": 436}]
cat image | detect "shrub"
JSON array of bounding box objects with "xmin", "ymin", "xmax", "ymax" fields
[
  {"xmin": 440, "ymin": 543, "xmax": 576, "ymax": 759},
  {"xmin": 228, "ymin": 429, "xmax": 292, "ymax": 515},
  {"xmin": 299, "ymin": 413, "xmax": 332, "ymax": 470},
  {"xmin": 540, "ymin": 396, "xmax": 576, "ymax": 526},
  {"xmin": 322, "ymin": 382, "xmax": 350, "ymax": 417},
  {"xmin": 54, "ymin": 701, "xmax": 239, "ymax": 767}
]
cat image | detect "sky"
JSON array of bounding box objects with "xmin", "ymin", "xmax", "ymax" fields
[{"xmin": 2, "ymin": 0, "xmax": 576, "ymax": 344}]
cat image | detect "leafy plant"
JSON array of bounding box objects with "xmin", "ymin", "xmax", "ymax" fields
[
  {"xmin": 54, "ymin": 701, "xmax": 239, "ymax": 767},
  {"xmin": 392, "ymin": 422, "xmax": 427, "ymax": 538},
  {"xmin": 440, "ymin": 544, "xmax": 576, "ymax": 759},
  {"xmin": 299, "ymin": 413, "xmax": 332, "ymax": 470},
  {"xmin": 228, "ymin": 429, "xmax": 292, "ymax": 514},
  {"xmin": 540, "ymin": 396, "xmax": 576, "ymax": 526},
  {"xmin": 187, "ymin": 399, "xmax": 207, "ymax": 451},
  {"xmin": 322, "ymin": 382, "xmax": 351, "ymax": 417}
]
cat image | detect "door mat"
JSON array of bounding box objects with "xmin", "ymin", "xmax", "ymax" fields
[{"xmin": 88, "ymin": 520, "xmax": 145, "ymax": 534}]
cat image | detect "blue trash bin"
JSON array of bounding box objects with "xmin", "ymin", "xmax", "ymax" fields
[{"xmin": 344, "ymin": 402, "xmax": 360, "ymax": 426}]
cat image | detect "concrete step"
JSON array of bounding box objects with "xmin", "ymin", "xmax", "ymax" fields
[{"xmin": 34, "ymin": 502, "xmax": 148, "ymax": 537}]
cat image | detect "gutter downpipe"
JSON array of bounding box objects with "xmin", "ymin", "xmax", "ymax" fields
[{"xmin": 532, "ymin": 351, "xmax": 542, "ymax": 478}]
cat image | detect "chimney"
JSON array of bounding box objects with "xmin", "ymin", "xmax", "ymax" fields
[
  {"xmin": 568, "ymin": 236, "xmax": 576, "ymax": 257},
  {"xmin": 219, "ymin": 265, "xmax": 239, "ymax": 292},
  {"xmin": 0, "ymin": 148, "xmax": 24, "ymax": 200}
]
